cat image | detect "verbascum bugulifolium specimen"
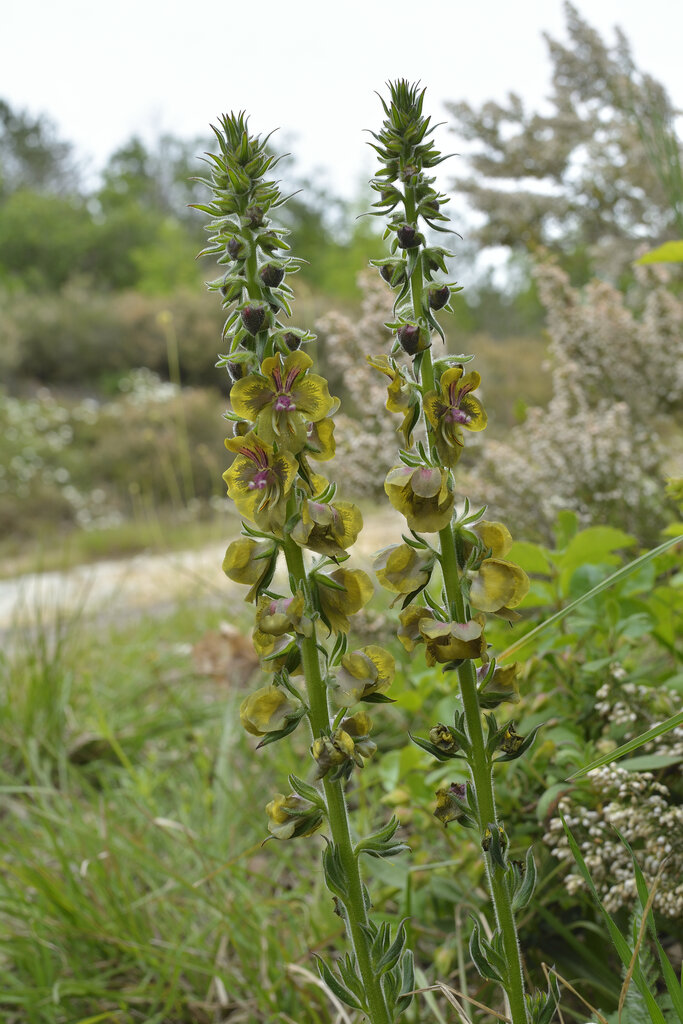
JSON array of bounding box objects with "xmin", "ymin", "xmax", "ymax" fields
[
  {"xmin": 368, "ymin": 82, "xmax": 559, "ymax": 1024},
  {"xmin": 196, "ymin": 113, "xmax": 412, "ymax": 1023}
]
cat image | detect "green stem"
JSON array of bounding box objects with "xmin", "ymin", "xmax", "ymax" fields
[
  {"xmin": 402, "ymin": 183, "xmax": 529, "ymax": 1021},
  {"xmin": 436, "ymin": 427, "xmax": 529, "ymax": 1024},
  {"xmin": 282, "ymin": 530, "xmax": 393, "ymax": 1024}
]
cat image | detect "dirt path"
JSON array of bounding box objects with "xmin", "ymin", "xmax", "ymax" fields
[{"xmin": 1, "ymin": 510, "xmax": 404, "ymax": 634}]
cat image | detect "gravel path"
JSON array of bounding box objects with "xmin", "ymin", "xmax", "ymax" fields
[{"xmin": 1, "ymin": 510, "xmax": 403, "ymax": 634}]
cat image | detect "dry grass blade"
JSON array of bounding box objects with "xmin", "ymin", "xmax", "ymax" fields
[
  {"xmin": 541, "ymin": 963, "xmax": 608, "ymax": 1024},
  {"xmin": 618, "ymin": 860, "xmax": 666, "ymax": 1024},
  {"xmin": 410, "ymin": 983, "xmax": 510, "ymax": 1023},
  {"xmin": 286, "ymin": 963, "xmax": 354, "ymax": 1024}
]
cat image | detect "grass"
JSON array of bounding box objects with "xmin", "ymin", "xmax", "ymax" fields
[{"xmin": 0, "ymin": 602, "xmax": 348, "ymax": 1024}]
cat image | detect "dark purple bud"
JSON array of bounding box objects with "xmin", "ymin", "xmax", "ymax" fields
[
  {"xmin": 427, "ymin": 198, "xmax": 440, "ymax": 213},
  {"xmin": 429, "ymin": 286, "xmax": 450, "ymax": 311},
  {"xmin": 259, "ymin": 263, "xmax": 285, "ymax": 288},
  {"xmin": 401, "ymin": 164, "xmax": 419, "ymax": 182},
  {"xmin": 449, "ymin": 782, "xmax": 467, "ymax": 801},
  {"xmin": 397, "ymin": 324, "xmax": 425, "ymax": 355},
  {"xmin": 246, "ymin": 205, "xmax": 264, "ymax": 227},
  {"xmin": 282, "ymin": 332, "xmax": 301, "ymax": 351},
  {"xmin": 240, "ymin": 304, "xmax": 267, "ymax": 336},
  {"xmin": 397, "ymin": 224, "xmax": 419, "ymax": 249},
  {"xmin": 227, "ymin": 237, "xmax": 244, "ymax": 259},
  {"xmin": 227, "ymin": 361, "xmax": 248, "ymax": 382}
]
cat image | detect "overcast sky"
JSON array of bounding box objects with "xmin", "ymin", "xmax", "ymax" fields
[{"xmin": 3, "ymin": 0, "xmax": 682, "ymax": 199}]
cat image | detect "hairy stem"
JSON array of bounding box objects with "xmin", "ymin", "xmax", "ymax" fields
[
  {"xmin": 403, "ymin": 181, "xmax": 529, "ymax": 1021},
  {"xmin": 282, "ymin": 530, "xmax": 393, "ymax": 1024}
]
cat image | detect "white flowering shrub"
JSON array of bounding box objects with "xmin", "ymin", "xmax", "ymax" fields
[
  {"xmin": 545, "ymin": 766, "xmax": 683, "ymax": 919},
  {"xmin": 535, "ymin": 261, "xmax": 683, "ymax": 411},
  {"xmin": 477, "ymin": 261, "xmax": 680, "ymax": 541}
]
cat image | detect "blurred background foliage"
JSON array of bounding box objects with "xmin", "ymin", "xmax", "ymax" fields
[{"xmin": 0, "ymin": 2, "xmax": 680, "ymax": 563}]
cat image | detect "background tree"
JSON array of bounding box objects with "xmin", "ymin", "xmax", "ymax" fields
[
  {"xmin": 0, "ymin": 100, "xmax": 79, "ymax": 197},
  {"xmin": 446, "ymin": 1, "xmax": 683, "ymax": 281}
]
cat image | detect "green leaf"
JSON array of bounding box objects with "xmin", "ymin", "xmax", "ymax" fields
[
  {"xmin": 635, "ymin": 240, "xmax": 683, "ymax": 264},
  {"xmin": 508, "ymin": 540, "xmax": 552, "ymax": 575},
  {"xmin": 569, "ymin": 710, "xmax": 683, "ymax": 779},
  {"xmin": 499, "ymin": 535, "xmax": 681, "ymax": 662},
  {"xmin": 314, "ymin": 955, "xmax": 364, "ymax": 1011}
]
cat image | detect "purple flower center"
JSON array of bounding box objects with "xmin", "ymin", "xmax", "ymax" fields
[
  {"xmin": 274, "ymin": 393, "xmax": 296, "ymax": 411},
  {"xmin": 445, "ymin": 408, "xmax": 471, "ymax": 425},
  {"xmin": 248, "ymin": 469, "xmax": 270, "ymax": 491}
]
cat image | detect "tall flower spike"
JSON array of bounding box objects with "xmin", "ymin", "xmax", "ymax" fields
[
  {"xmin": 201, "ymin": 111, "xmax": 406, "ymax": 1024},
  {"xmin": 369, "ymin": 83, "xmax": 534, "ymax": 1024}
]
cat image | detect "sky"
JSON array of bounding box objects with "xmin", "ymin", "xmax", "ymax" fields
[{"xmin": 3, "ymin": 0, "xmax": 683, "ymax": 200}]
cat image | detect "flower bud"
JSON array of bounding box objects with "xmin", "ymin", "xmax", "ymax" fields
[
  {"xmin": 227, "ymin": 237, "xmax": 244, "ymax": 259},
  {"xmin": 265, "ymin": 793, "xmax": 323, "ymax": 840},
  {"xmin": 428, "ymin": 286, "xmax": 450, "ymax": 311},
  {"xmin": 396, "ymin": 224, "xmax": 420, "ymax": 249},
  {"xmin": 227, "ymin": 360, "xmax": 248, "ymax": 382},
  {"xmin": 380, "ymin": 263, "xmax": 406, "ymax": 288},
  {"xmin": 245, "ymin": 205, "xmax": 264, "ymax": 227},
  {"xmin": 434, "ymin": 782, "xmax": 467, "ymax": 825},
  {"xmin": 401, "ymin": 164, "xmax": 419, "ymax": 182},
  {"xmin": 240, "ymin": 303, "xmax": 268, "ymax": 335},
  {"xmin": 499, "ymin": 724, "xmax": 525, "ymax": 755},
  {"xmin": 397, "ymin": 324, "xmax": 427, "ymax": 355},
  {"xmin": 282, "ymin": 331, "xmax": 301, "ymax": 351},
  {"xmin": 429, "ymin": 723, "xmax": 459, "ymax": 754},
  {"xmin": 311, "ymin": 729, "xmax": 356, "ymax": 779},
  {"xmin": 260, "ymin": 263, "xmax": 285, "ymax": 288}
]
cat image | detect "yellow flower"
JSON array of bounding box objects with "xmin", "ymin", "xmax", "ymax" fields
[
  {"xmin": 419, "ymin": 617, "xmax": 486, "ymax": 666},
  {"xmin": 315, "ymin": 567, "xmax": 374, "ymax": 634},
  {"xmin": 305, "ymin": 415, "xmax": 337, "ymax": 461},
  {"xmin": 472, "ymin": 520, "xmax": 513, "ymax": 558},
  {"xmin": 341, "ymin": 711, "xmax": 376, "ymax": 758},
  {"xmin": 311, "ymin": 729, "xmax": 356, "ymax": 779},
  {"xmin": 332, "ymin": 645, "xmax": 395, "ymax": 706},
  {"xmin": 223, "ymin": 431, "xmax": 297, "ymax": 532},
  {"xmin": 384, "ymin": 465, "xmax": 454, "ymax": 533},
  {"xmin": 230, "ymin": 350, "xmax": 336, "ymax": 453},
  {"xmin": 367, "ymin": 354, "xmax": 419, "ymax": 448},
  {"xmin": 255, "ymin": 592, "xmax": 313, "ymax": 637},
  {"xmin": 265, "ymin": 793, "xmax": 323, "ymax": 840},
  {"xmin": 467, "ymin": 521, "xmax": 529, "ymax": 621},
  {"xmin": 240, "ymin": 686, "xmax": 298, "ymax": 736},
  {"xmin": 424, "ymin": 367, "xmax": 487, "ymax": 467},
  {"xmin": 374, "ymin": 542, "xmax": 433, "ymax": 596},
  {"xmin": 434, "ymin": 782, "xmax": 468, "ymax": 825},
  {"xmin": 477, "ymin": 662, "xmax": 522, "ymax": 709},
  {"xmin": 291, "ymin": 499, "xmax": 363, "ymax": 556},
  {"xmin": 252, "ymin": 629, "xmax": 301, "ymax": 674},
  {"xmin": 222, "ymin": 537, "xmax": 276, "ymax": 602},
  {"xmin": 397, "ymin": 605, "xmax": 436, "ymax": 652}
]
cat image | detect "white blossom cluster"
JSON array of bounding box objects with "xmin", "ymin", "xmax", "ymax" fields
[
  {"xmin": 544, "ymin": 766, "xmax": 683, "ymax": 918},
  {"xmin": 1, "ymin": 373, "xmax": 178, "ymax": 532},
  {"xmin": 594, "ymin": 675, "xmax": 683, "ymax": 760},
  {"xmin": 477, "ymin": 261, "xmax": 676, "ymax": 540},
  {"xmin": 535, "ymin": 262, "xmax": 683, "ymax": 410},
  {"xmin": 316, "ymin": 273, "xmax": 405, "ymax": 497}
]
